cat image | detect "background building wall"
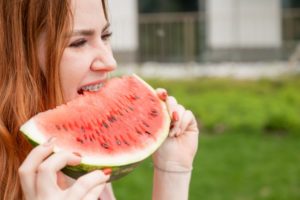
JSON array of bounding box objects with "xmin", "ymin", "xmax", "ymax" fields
[
  {"xmin": 109, "ymin": 0, "xmax": 299, "ymax": 63},
  {"xmin": 206, "ymin": 0, "xmax": 281, "ymax": 49},
  {"xmin": 108, "ymin": 0, "xmax": 138, "ymax": 63}
]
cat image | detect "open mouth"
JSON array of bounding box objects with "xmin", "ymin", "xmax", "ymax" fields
[{"xmin": 78, "ymin": 82, "xmax": 105, "ymax": 95}]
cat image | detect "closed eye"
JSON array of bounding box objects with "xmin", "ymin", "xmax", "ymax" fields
[
  {"xmin": 69, "ymin": 39, "xmax": 87, "ymax": 48},
  {"xmin": 102, "ymin": 32, "xmax": 112, "ymax": 41}
]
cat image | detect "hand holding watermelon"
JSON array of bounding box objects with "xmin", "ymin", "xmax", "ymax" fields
[
  {"xmin": 153, "ymin": 89, "xmax": 199, "ymax": 173},
  {"xmin": 18, "ymin": 76, "xmax": 198, "ymax": 200},
  {"xmin": 19, "ymin": 75, "xmax": 198, "ymax": 200},
  {"xmin": 18, "ymin": 138, "xmax": 110, "ymax": 200}
]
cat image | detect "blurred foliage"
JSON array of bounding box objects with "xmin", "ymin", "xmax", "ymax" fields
[{"xmin": 145, "ymin": 75, "xmax": 300, "ymax": 136}]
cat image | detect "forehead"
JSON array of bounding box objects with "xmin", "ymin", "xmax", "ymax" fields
[{"xmin": 71, "ymin": 0, "xmax": 106, "ymax": 30}]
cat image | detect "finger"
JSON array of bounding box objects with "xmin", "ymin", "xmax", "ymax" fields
[
  {"xmin": 57, "ymin": 171, "xmax": 72, "ymax": 190},
  {"xmin": 164, "ymin": 96, "xmax": 176, "ymax": 135},
  {"xmin": 156, "ymin": 88, "xmax": 168, "ymax": 101},
  {"xmin": 176, "ymin": 110, "xmax": 197, "ymax": 137},
  {"xmin": 169, "ymin": 105, "xmax": 185, "ymax": 137},
  {"xmin": 166, "ymin": 96, "xmax": 177, "ymax": 113},
  {"xmin": 36, "ymin": 151, "xmax": 81, "ymax": 195},
  {"xmin": 18, "ymin": 137, "xmax": 56, "ymax": 198},
  {"xmin": 82, "ymin": 184, "xmax": 106, "ymax": 200},
  {"xmin": 165, "ymin": 96, "xmax": 179, "ymax": 124},
  {"xmin": 67, "ymin": 170, "xmax": 110, "ymax": 199}
]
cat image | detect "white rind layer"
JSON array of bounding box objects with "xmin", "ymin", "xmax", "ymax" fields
[{"xmin": 20, "ymin": 74, "xmax": 171, "ymax": 167}]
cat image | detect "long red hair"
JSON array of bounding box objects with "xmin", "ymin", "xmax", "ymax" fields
[{"xmin": 0, "ymin": 0, "xmax": 108, "ymax": 199}]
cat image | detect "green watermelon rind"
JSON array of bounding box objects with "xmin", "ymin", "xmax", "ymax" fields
[
  {"xmin": 20, "ymin": 74, "xmax": 171, "ymax": 180},
  {"xmin": 62, "ymin": 162, "xmax": 141, "ymax": 181},
  {"xmin": 22, "ymin": 133, "xmax": 142, "ymax": 181}
]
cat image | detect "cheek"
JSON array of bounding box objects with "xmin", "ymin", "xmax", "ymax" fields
[{"xmin": 59, "ymin": 50, "xmax": 91, "ymax": 100}]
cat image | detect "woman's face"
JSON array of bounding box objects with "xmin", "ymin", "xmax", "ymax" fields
[{"xmin": 38, "ymin": 0, "xmax": 117, "ymax": 102}]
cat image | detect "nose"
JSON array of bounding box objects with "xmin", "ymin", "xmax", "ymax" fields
[{"xmin": 90, "ymin": 41, "xmax": 117, "ymax": 72}]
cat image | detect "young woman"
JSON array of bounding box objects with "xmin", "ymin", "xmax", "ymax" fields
[{"xmin": 0, "ymin": 0, "xmax": 199, "ymax": 199}]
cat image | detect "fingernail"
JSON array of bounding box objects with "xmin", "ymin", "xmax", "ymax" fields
[
  {"xmin": 159, "ymin": 91, "xmax": 168, "ymax": 101},
  {"xmin": 43, "ymin": 137, "xmax": 56, "ymax": 147},
  {"xmin": 73, "ymin": 152, "xmax": 82, "ymax": 157},
  {"xmin": 172, "ymin": 111, "xmax": 179, "ymax": 121},
  {"xmin": 102, "ymin": 168, "xmax": 112, "ymax": 175}
]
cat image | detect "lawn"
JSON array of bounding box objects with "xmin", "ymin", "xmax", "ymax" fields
[{"xmin": 112, "ymin": 75, "xmax": 300, "ymax": 200}]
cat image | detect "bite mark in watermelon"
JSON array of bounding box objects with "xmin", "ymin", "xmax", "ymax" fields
[{"xmin": 20, "ymin": 74, "xmax": 171, "ymax": 181}]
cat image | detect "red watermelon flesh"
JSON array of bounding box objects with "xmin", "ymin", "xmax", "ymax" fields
[{"xmin": 20, "ymin": 75, "xmax": 171, "ymax": 181}]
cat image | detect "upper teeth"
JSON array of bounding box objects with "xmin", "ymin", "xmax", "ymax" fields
[{"xmin": 81, "ymin": 82, "xmax": 104, "ymax": 92}]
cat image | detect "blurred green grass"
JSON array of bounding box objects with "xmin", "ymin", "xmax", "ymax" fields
[
  {"xmin": 112, "ymin": 75, "xmax": 300, "ymax": 200},
  {"xmin": 147, "ymin": 75, "xmax": 300, "ymax": 135}
]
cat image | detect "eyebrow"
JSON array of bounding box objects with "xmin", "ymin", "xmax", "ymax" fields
[{"xmin": 69, "ymin": 22, "xmax": 111, "ymax": 37}]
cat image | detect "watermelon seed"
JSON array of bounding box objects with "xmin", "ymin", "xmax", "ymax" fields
[
  {"xmin": 62, "ymin": 124, "xmax": 68, "ymax": 131},
  {"xmin": 124, "ymin": 140, "xmax": 130, "ymax": 146},
  {"xmin": 142, "ymin": 120, "xmax": 150, "ymax": 128},
  {"xmin": 95, "ymin": 130, "xmax": 100, "ymax": 136},
  {"xmin": 102, "ymin": 121, "xmax": 109, "ymax": 128},
  {"xmin": 80, "ymin": 126, "xmax": 86, "ymax": 133},
  {"xmin": 131, "ymin": 94, "xmax": 139, "ymax": 100},
  {"xmin": 114, "ymin": 136, "xmax": 122, "ymax": 145},
  {"xmin": 108, "ymin": 116, "xmax": 115, "ymax": 123},
  {"xmin": 128, "ymin": 106, "xmax": 134, "ymax": 111},
  {"xmin": 121, "ymin": 137, "xmax": 130, "ymax": 146},
  {"xmin": 101, "ymin": 143, "xmax": 109, "ymax": 149},
  {"xmin": 145, "ymin": 131, "xmax": 152, "ymax": 135},
  {"xmin": 116, "ymin": 139, "xmax": 121, "ymax": 145},
  {"xmin": 74, "ymin": 121, "xmax": 79, "ymax": 128},
  {"xmin": 150, "ymin": 109, "xmax": 158, "ymax": 117},
  {"xmin": 76, "ymin": 137, "xmax": 84, "ymax": 144},
  {"xmin": 68, "ymin": 122, "xmax": 74, "ymax": 130},
  {"xmin": 135, "ymin": 128, "xmax": 142, "ymax": 135},
  {"xmin": 120, "ymin": 135, "xmax": 130, "ymax": 146},
  {"xmin": 55, "ymin": 125, "xmax": 61, "ymax": 131}
]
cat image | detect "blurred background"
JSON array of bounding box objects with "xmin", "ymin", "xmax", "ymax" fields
[{"xmin": 108, "ymin": 0, "xmax": 300, "ymax": 199}]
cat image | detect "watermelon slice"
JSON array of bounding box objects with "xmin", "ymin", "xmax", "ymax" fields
[{"xmin": 20, "ymin": 74, "xmax": 171, "ymax": 181}]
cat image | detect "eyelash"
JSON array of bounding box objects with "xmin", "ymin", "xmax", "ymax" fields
[
  {"xmin": 69, "ymin": 39, "xmax": 87, "ymax": 48},
  {"xmin": 102, "ymin": 32, "xmax": 113, "ymax": 41},
  {"xmin": 69, "ymin": 32, "xmax": 113, "ymax": 48}
]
